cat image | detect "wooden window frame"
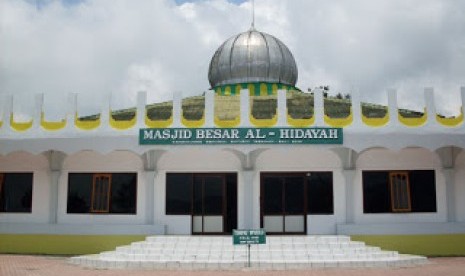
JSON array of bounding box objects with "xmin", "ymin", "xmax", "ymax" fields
[
  {"xmin": 91, "ymin": 173, "xmax": 112, "ymax": 213},
  {"xmin": 0, "ymin": 173, "xmax": 4, "ymax": 209},
  {"xmin": 389, "ymin": 171, "xmax": 412, "ymax": 212}
]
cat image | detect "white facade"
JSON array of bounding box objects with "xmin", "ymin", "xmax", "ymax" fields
[{"xmin": 1, "ymin": 88, "xmax": 465, "ymax": 236}]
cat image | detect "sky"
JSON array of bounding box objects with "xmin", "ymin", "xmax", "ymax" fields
[{"xmin": 1, "ymin": 0, "xmax": 464, "ymax": 119}]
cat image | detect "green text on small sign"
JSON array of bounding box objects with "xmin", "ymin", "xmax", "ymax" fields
[
  {"xmin": 233, "ymin": 229, "xmax": 266, "ymax": 245},
  {"xmin": 139, "ymin": 127, "xmax": 343, "ymax": 145}
]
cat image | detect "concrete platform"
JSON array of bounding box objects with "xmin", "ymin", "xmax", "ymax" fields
[{"xmin": 68, "ymin": 235, "xmax": 428, "ymax": 270}]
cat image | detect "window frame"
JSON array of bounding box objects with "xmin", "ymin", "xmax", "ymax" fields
[
  {"xmin": 0, "ymin": 173, "xmax": 4, "ymax": 209},
  {"xmin": 67, "ymin": 172, "xmax": 137, "ymax": 215},
  {"xmin": 389, "ymin": 171, "xmax": 412, "ymax": 212},
  {"xmin": 90, "ymin": 173, "xmax": 112, "ymax": 213},
  {"xmin": 0, "ymin": 172, "xmax": 34, "ymax": 213},
  {"xmin": 362, "ymin": 170, "xmax": 436, "ymax": 214}
]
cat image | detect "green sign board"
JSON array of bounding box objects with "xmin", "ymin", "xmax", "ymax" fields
[
  {"xmin": 233, "ymin": 229, "xmax": 266, "ymax": 245},
  {"xmin": 139, "ymin": 127, "xmax": 343, "ymax": 145}
]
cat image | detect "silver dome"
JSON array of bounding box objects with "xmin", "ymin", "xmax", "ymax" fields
[{"xmin": 208, "ymin": 28, "xmax": 298, "ymax": 88}]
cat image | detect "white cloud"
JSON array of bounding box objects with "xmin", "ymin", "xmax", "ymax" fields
[{"xmin": 1, "ymin": 0, "xmax": 464, "ymax": 117}]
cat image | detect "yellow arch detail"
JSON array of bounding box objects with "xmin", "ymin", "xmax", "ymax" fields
[
  {"xmin": 324, "ymin": 109, "xmax": 353, "ymax": 127},
  {"xmin": 145, "ymin": 115, "xmax": 173, "ymax": 128},
  {"xmin": 362, "ymin": 112, "xmax": 389, "ymax": 127},
  {"xmin": 287, "ymin": 114, "xmax": 315, "ymax": 127},
  {"xmin": 10, "ymin": 113, "xmax": 33, "ymax": 132},
  {"xmin": 260, "ymin": 83, "xmax": 268, "ymax": 96},
  {"xmin": 250, "ymin": 113, "xmax": 278, "ymax": 127},
  {"xmin": 271, "ymin": 84, "xmax": 278, "ymax": 95},
  {"xmin": 75, "ymin": 113, "xmax": 100, "ymax": 130},
  {"xmin": 0, "ymin": 121, "xmax": 3, "ymax": 128},
  {"xmin": 109, "ymin": 112, "xmax": 137, "ymax": 130},
  {"xmin": 398, "ymin": 109, "xmax": 427, "ymax": 127},
  {"xmin": 224, "ymin": 86, "xmax": 231, "ymax": 96},
  {"xmin": 436, "ymin": 111, "xmax": 464, "ymax": 127},
  {"xmin": 41, "ymin": 113, "xmax": 66, "ymax": 131},
  {"xmin": 182, "ymin": 112, "xmax": 205, "ymax": 128},
  {"xmin": 214, "ymin": 116, "xmax": 240, "ymax": 128}
]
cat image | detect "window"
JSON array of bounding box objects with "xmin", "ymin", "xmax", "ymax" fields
[
  {"xmin": 307, "ymin": 172, "xmax": 333, "ymax": 214},
  {"xmin": 261, "ymin": 172, "xmax": 334, "ymax": 215},
  {"xmin": 0, "ymin": 173, "xmax": 33, "ymax": 213},
  {"xmin": 363, "ymin": 170, "xmax": 436, "ymax": 213},
  {"xmin": 390, "ymin": 172, "xmax": 411, "ymax": 212},
  {"xmin": 67, "ymin": 173, "xmax": 137, "ymax": 214},
  {"xmin": 91, "ymin": 174, "xmax": 111, "ymax": 213},
  {"xmin": 166, "ymin": 173, "xmax": 192, "ymax": 214}
]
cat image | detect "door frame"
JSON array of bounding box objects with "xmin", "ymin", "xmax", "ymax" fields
[
  {"xmin": 189, "ymin": 172, "xmax": 237, "ymax": 235},
  {"xmin": 260, "ymin": 172, "xmax": 308, "ymax": 235}
]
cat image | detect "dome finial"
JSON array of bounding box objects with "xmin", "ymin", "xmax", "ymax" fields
[{"xmin": 251, "ymin": 0, "xmax": 255, "ymax": 29}]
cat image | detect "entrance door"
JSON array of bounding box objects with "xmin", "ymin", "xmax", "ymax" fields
[
  {"xmin": 261, "ymin": 174, "xmax": 306, "ymax": 234},
  {"xmin": 192, "ymin": 175, "xmax": 225, "ymax": 234}
]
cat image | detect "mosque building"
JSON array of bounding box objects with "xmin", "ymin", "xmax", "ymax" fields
[{"xmin": 1, "ymin": 23, "xmax": 465, "ymax": 256}]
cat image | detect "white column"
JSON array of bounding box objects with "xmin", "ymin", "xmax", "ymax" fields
[
  {"xmin": 276, "ymin": 89, "xmax": 287, "ymax": 127},
  {"xmin": 461, "ymin": 87, "xmax": 465, "ymax": 117},
  {"xmin": 387, "ymin": 89, "xmax": 399, "ymax": 127},
  {"xmin": 49, "ymin": 170, "xmax": 61, "ymax": 224},
  {"xmin": 424, "ymin": 87, "xmax": 436, "ymax": 125},
  {"xmin": 342, "ymin": 170, "xmax": 356, "ymax": 224},
  {"xmin": 313, "ymin": 89, "xmax": 325, "ymax": 126},
  {"xmin": 204, "ymin": 90, "xmax": 215, "ymax": 127},
  {"xmin": 443, "ymin": 168, "xmax": 456, "ymax": 222},
  {"xmin": 136, "ymin": 91, "xmax": 147, "ymax": 128},
  {"xmin": 33, "ymin": 93, "xmax": 44, "ymax": 130},
  {"xmin": 240, "ymin": 89, "xmax": 251, "ymax": 127},
  {"xmin": 240, "ymin": 170, "xmax": 255, "ymax": 229},
  {"xmin": 172, "ymin": 91, "xmax": 183, "ymax": 128},
  {"xmin": 351, "ymin": 88, "xmax": 362, "ymax": 127},
  {"xmin": 145, "ymin": 171, "xmax": 157, "ymax": 224}
]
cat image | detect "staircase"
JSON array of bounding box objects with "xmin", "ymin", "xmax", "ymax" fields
[{"xmin": 69, "ymin": 235, "xmax": 427, "ymax": 270}]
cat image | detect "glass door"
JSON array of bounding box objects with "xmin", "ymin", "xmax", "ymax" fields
[
  {"xmin": 192, "ymin": 175, "xmax": 225, "ymax": 234},
  {"xmin": 261, "ymin": 174, "xmax": 306, "ymax": 234}
]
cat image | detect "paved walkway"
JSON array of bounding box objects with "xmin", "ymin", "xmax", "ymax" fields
[{"xmin": 1, "ymin": 255, "xmax": 465, "ymax": 276}]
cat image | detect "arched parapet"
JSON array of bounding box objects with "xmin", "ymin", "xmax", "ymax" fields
[
  {"xmin": 214, "ymin": 92, "xmax": 241, "ymax": 127},
  {"xmin": 324, "ymin": 111, "xmax": 353, "ymax": 127},
  {"xmin": 109, "ymin": 110, "xmax": 137, "ymax": 130}
]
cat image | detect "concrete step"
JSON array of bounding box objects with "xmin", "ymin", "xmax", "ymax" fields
[{"xmin": 69, "ymin": 235, "xmax": 428, "ymax": 270}]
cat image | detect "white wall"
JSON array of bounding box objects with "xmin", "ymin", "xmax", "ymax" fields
[
  {"xmin": 0, "ymin": 152, "xmax": 50, "ymax": 224},
  {"xmin": 455, "ymin": 150, "xmax": 465, "ymax": 222},
  {"xmin": 59, "ymin": 150, "xmax": 145, "ymax": 225},
  {"xmin": 355, "ymin": 147, "xmax": 446, "ymax": 224}
]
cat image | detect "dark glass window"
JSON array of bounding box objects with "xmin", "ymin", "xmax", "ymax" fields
[
  {"xmin": 262, "ymin": 172, "xmax": 334, "ymax": 216},
  {"xmin": 203, "ymin": 176, "xmax": 223, "ymax": 215},
  {"xmin": 285, "ymin": 176, "xmax": 305, "ymax": 214},
  {"xmin": 307, "ymin": 172, "xmax": 334, "ymax": 214},
  {"xmin": 67, "ymin": 173, "xmax": 137, "ymax": 214},
  {"xmin": 166, "ymin": 173, "xmax": 192, "ymax": 215},
  {"xmin": 0, "ymin": 173, "xmax": 33, "ymax": 213},
  {"xmin": 363, "ymin": 170, "xmax": 436, "ymax": 213},
  {"xmin": 410, "ymin": 170, "xmax": 437, "ymax": 212},
  {"xmin": 363, "ymin": 171, "xmax": 391, "ymax": 213},
  {"xmin": 262, "ymin": 176, "xmax": 283, "ymax": 214}
]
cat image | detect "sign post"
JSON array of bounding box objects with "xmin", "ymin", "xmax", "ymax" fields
[{"xmin": 232, "ymin": 229, "xmax": 266, "ymax": 268}]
